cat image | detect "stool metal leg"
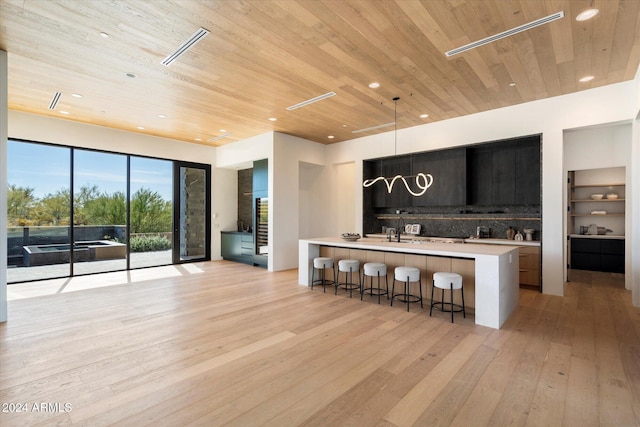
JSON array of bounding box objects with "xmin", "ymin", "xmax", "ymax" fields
[
  {"xmin": 461, "ymin": 283, "xmax": 466, "ymax": 318},
  {"xmin": 429, "ymin": 280, "xmax": 435, "ymax": 316},
  {"xmin": 405, "ymin": 278, "xmax": 410, "ymax": 312},
  {"xmin": 390, "ymin": 278, "xmax": 396, "ymax": 307},
  {"xmin": 450, "ymin": 282, "xmax": 454, "ymax": 323}
]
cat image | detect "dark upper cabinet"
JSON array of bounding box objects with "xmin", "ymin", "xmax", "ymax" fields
[
  {"xmin": 364, "ymin": 155, "xmax": 411, "ymax": 208},
  {"xmin": 412, "ymin": 148, "xmax": 466, "ymax": 206},
  {"xmin": 514, "ymin": 142, "xmax": 541, "ymax": 205},
  {"xmin": 491, "ymin": 147, "xmax": 516, "ymax": 205},
  {"xmin": 467, "ymin": 147, "xmax": 493, "ymax": 205},
  {"xmin": 253, "ymin": 159, "xmax": 268, "ymax": 194},
  {"xmin": 363, "ymin": 135, "xmax": 541, "ymax": 210},
  {"xmin": 468, "ymin": 136, "xmax": 540, "ymax": 206}
]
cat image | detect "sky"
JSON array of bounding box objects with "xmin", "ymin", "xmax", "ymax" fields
[{"xmin": 7, "ymin": 141, "xmax": 173, "ymax": 200}]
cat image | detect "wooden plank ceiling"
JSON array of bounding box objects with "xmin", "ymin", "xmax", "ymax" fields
[{"xmin": 1, "ymin": 0, "xmax": 639, "ymax": 147}]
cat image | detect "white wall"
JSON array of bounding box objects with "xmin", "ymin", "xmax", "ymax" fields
[
  {"xmin": 272, "ymin": 133, "xmax": 326, "ymax": 271},
  {"xmin": 6, "ymin": 110, "xmax": 233, "ymax": 261},
  {"xmin": 330, "ymin": 162, "xmax": 356, "ymax": 234},
  {"xmin": 299, "ymin": 162, "xmax": 327, "ymax": 239}
]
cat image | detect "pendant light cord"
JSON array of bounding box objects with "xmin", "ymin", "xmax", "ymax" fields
[{"xmin": 393, "ymin": 96, "xmax": 399, "ymax": 155}]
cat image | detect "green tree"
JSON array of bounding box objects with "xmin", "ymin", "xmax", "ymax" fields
[
  {"xmin": 7, "ymin": 184, "xmax": 36, "ymax": 226},
  {"xmin": 84, "ymin": 191, "xmax": 126, "ymax": 226},
  {"xmin": 34, "ymin": 188, "xmax": 70, "ymax": 226},
  {"xmin": 130, "ymin": 188, "xmax": 172, "ymax": 233},
  {"xmin": 73, "ymin": 184, "xmax": 100, "ymax": 225}
]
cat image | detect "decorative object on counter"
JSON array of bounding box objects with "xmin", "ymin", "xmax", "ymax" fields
[
  {"xmin": 514, "ymin": 230, "xmax": 524, "ymax": 241},
  {"xmin": 523, "ymin": 228, "xmax": 535, "ymax": 241},
  {"xmin": 476, "ymin": 226, "xmax": 490, "ymax": 239},
  {"xmin": 606, "ymin": 193, "xmax": 618, "ymax": 199},
  {"xmin": 340, "ymin": 233, "xmax": 361, "ymax": 242},
  {"xmin": 506, "ymin": 226, "xmax": 515, "ymax": 240},
  {"xmin": 586, "ymin": 224, "xmax": 613, "ymax": 235},
  {"xmin": 590, "ymin": 193, "xmax": 604, "ymax": 200},
  {"xmin": 362, "ymin": 97, "xmax": 434, "ymax": 197},
  {"xmin": 403, "ymin": 224, "xmax": 421, "ymax": 235}
]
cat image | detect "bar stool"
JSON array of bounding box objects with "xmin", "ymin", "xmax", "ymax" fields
[
  {"xmin": 430, "ymin": 272, "xmax": 465, "ymax": 323},
  {"xmin": 335, "ymin": 259, "xmax": 361, "ymax": 298},
  {"xmin": 311, "ymin": 257, "xmax": 335, "ymax": 293},
  {"xmin": 361, "ymin": 262, "xmax": 388, "ymax": 304},
  {"xmin": 391, "ymin": 266, "xmax": 423, "ymax": 312}
]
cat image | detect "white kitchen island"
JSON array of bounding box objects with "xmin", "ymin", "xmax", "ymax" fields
[{"xmin": 299, "ymin": 237, "xmax": 520, "ymax": 329}]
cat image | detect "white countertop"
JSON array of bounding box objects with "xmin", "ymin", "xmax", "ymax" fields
[
  {"xmin": 299, "ymin": 236, "xmax": 521, "ymax": 329},
  {"xmin": 569, "ymin": 234, "xmax": 625, "ymax": 240},
  {"xmin": 364, "ymin": 234, "xmax": 540, "ymax": 247},
  {"xmin": 303, "ymin": 236, "xmax": 518, "ymax": 258},
  {"xmin": 464, "ymin": 238, "xmax": 540, "ymax": 247}
]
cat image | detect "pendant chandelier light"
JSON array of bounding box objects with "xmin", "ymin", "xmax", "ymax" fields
[{"xmin": 362, "ymin": 97, "xmax": 433, "ymax": 196}]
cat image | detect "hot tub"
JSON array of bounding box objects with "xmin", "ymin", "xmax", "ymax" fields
[{"xmin": 22, "ymin": 240, "xmax": 127, "ymax": 266}]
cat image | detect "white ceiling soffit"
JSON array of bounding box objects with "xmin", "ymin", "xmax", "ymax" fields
[
  {"xmin": 286, "ymin": 91, "xmax": 336, "ymax": 111},
  {"xmin": 161, "ymin": 27, "xmax": 210, "ymax": 66},
  {"xmin": 445, "ymin": 11, "xmax": 564, "ymax": 57}
]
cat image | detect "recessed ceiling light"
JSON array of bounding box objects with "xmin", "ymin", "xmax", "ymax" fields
[
  {"xmin": 509, "ymin": 82, "xmax": 517, "ymax": 87},
  {"xmin": 195, "ymin": 137, "xmax": 202, "ymax": 141},
  {"xmin": 268, "ymin": 117, "xmax": 277, "ymax": 122},
  {"xmin": 420, "ymin": 114, "xmax": 429, "ymax": 119},
  {"xmin": 59, "ymin": 111, "xmax": 70, "ymax": 115},
  {"xmin": 125, "ymin": 72, "xmax": 137, "ymax": 78},
  {"xmin": 368, "ymin": 82, "xmax": 380, "ymax": 89},
  {"xmin": 579, "ymin": 75, "xmax": 595, "ymax": 82},
  {"xmin": 99, "ymin": 32, "xmax": 110, "ymax": 38},
  {"xmin": 157, "ymin": 114, "xmax": 166, "ymax": 118},
  {"xmin": 576, "ymin": 8, "xmax": 599, "ymax": 21},
  {"xmin": 219, "ymin": 129, "xmax": 226, "ymax": 133},
  {"xmin": 342, "ymin": 124, "xmax": 347, "ymax": 127},
  {"xmin": 328, "ymin": 135, "xmax": 335, "ymax": 139},
  {"xmin": 137, "ymin": 126, "xmax": 145, "ymax": 130},
  {"xmin": 71, "ymin": 93, "xmax": 83, "ymax": 98}
]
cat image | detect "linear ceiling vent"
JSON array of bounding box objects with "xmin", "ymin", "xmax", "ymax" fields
[
  {"xmin": 161, "ymin": 27, "xmax": 210, "ymax": 66},
  {"xmin": 352, "ymin": 122, "xmax": 395, "ymax": 134},
  {"xmin": 48, "ymin": 92, "xmax": 62, "ymax": 110},
  {"xmin": 445, "ymin": 11, "xmax": 564, "ymax": 57},
  {"xmin": 208, "ymin": 132, "xmax": 232, "ymax": 143},
  {"xmin": 286, "ymin": 91, "xmax": 336, "ymax": 111}
]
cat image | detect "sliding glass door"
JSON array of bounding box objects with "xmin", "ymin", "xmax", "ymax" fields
[
  {"xmin": 129, "ymin": 157, "xmax": 173, "ymax": 269},
  {"xmin": 6, "ymin": 140, "xmax": 211, "ymax": 284},
  {"xmin": 72, "ymin": 150, "xmax": 128, "ymax": 275},
  {"xmin": 7, "ymin": 141, "xmax": 71, "ymax": 282}
]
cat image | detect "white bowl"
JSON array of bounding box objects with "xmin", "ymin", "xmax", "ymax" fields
[
  {"xmin": 590, "ymin": 194, "xmax": 603, "ymax": 200},
  {"xmin": 606, "ymin": 193, "xmax": 618, "ymax": 200}
]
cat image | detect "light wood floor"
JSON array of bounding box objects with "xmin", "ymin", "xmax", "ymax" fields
[{"xmin": 1, "ymin": 262, "xmax": 638, "ymax": 427}]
